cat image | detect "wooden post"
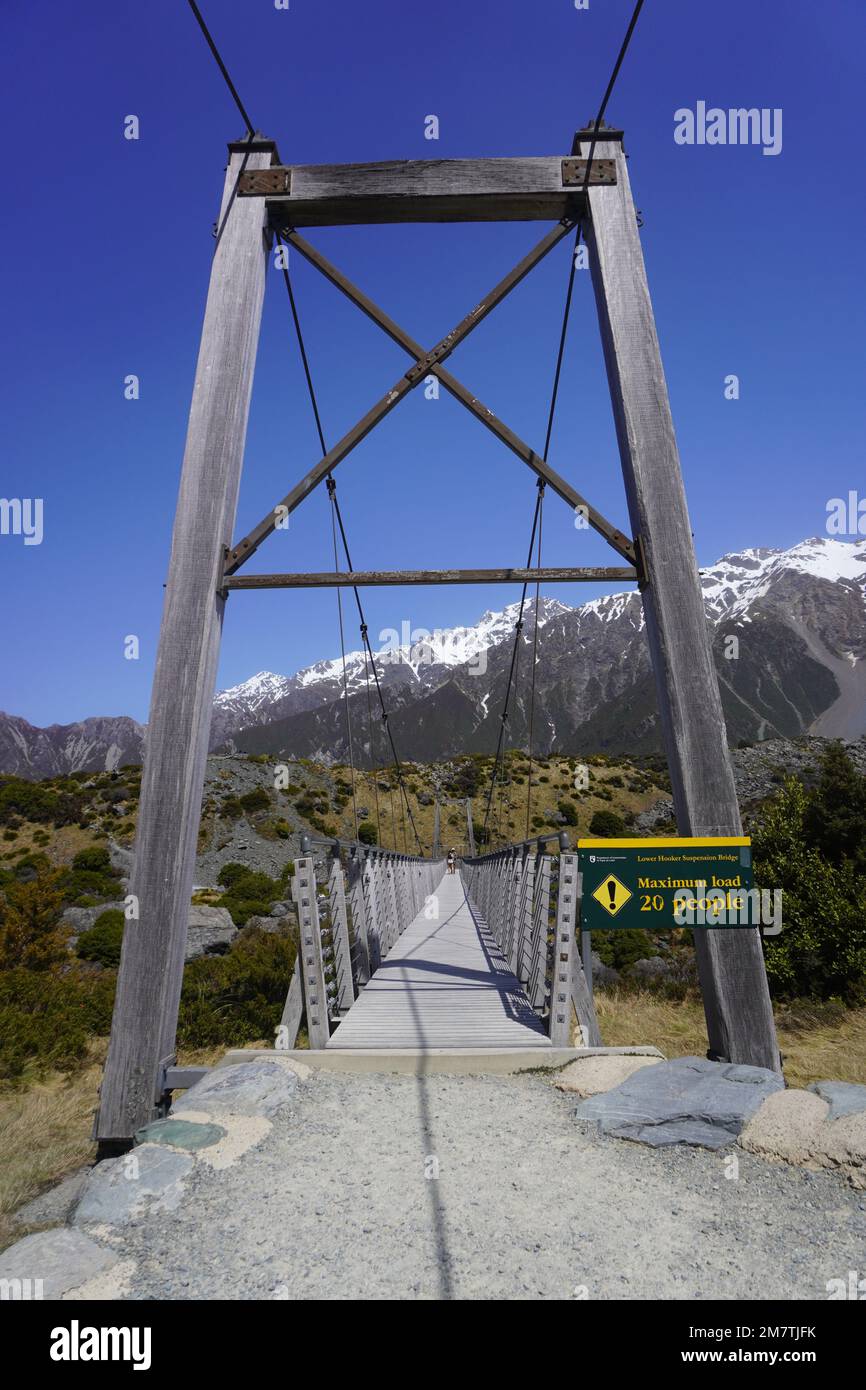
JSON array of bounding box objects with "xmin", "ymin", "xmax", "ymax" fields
[
  {"xmin": 328, "ymin": 853, "xmax": 354, "ymax": 1013},
  {"xmin": 96, "ymin": 137, "xmax": 276, "ymax": 1143},
  {"xmin": 580, "ymin": 130, "xmax": 779, "ymax": 1071},
  {"xmin": 347, "ymin": 851, "xmax": 371, "ymax": 986},
  {"xmin": 294, "ymin": 855, "xmax": 331, "ymax": 1048}
]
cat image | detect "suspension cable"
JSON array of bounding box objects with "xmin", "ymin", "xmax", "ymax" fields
[
  {"xmin": 481, "ymin": 480, "xmax": 544, "ymax": 841},
  {"xmin": 185, "ymin": 1, "xmax": 255, "ymax": 133},
  {"xmin": 524, "ymin": 485, "xmax": 545, "ymax": 840}
]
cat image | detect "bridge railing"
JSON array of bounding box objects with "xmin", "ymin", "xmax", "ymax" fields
[
  {"xmin": 280, "ymin": 833, "xmax": 445, "ymax": 1049},
  {"xmin": 461, "ymin": 834, "xmax": 600, "ymax": 1047}
]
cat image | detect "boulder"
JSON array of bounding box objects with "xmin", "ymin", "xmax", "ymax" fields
[
  {"xmin": 577, "ymin": 1055, "xmax": 784, "ymax": 1149},
  {"xmin": 741, "ymin": 1088, "xmax": 866, "ymax": 1187},
  {"xmin": 590, "ymin": 950, "xmax": 620, "ymax": 986},
  {"xmin": 269, "ymin": 901, "xmax": 291, "ymax": 917},
  {"xmin": 555, "ymin": 1054, "xmax": 662, "ymax": 1097},
  {"xmin": 807, "ymin": 1080, "xmax": 866, "ymax": 1122},
  {"xmin": 61, "ymin": 903, "xmax": 126, "ymax": 947},
  {"xmin": 171, "ymin": 1058, "xmax": 300, "ymax": 1119},
  {"xmin": 632, "ymin": 957, "xmax": 669, "ymax": 980},
  {"xmin": 0, "ymin": 1228, "xmax": 119, "ymax": 1299},
  {"xmin": 243, "ymin": 914, "xmax": 283, "ymax": 934},
  {"xmin": 185, "ymin": 905, "xmax": 237, "ymax": 960},
  {"xmin": 73, "ymin": 1144, "xmax": 194, "ymax": 1227},
  {"xmin": 12, "ymin": 1167, "xmax": 91, "ymax": 1229}
]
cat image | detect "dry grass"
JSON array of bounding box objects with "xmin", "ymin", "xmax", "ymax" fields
[
  {"xmin": 592, "ymin": 987, "xmax": 866, "ymax": 1089},
  {"xmin": 0, "ymin": 1043, "xmax": 241, "ymax": 1253},
  {"xmin": 0, "ymin": 1046, "xmax": 104, "ymax": 1252}
]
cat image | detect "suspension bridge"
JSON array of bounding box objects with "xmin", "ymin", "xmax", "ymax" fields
[{"xmin": 93, "ymin": 0, "xmax": 782, "ymax": 1152}]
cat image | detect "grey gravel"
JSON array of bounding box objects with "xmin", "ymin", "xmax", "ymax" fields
[{"xmin": 106, "ymin": 1069, "xmax": 865, "ymax": 1301}]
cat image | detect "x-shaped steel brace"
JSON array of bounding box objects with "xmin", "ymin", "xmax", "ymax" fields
[{"xmin": 224, "ymin": 220, "xmax": 637, "ymax": 576}]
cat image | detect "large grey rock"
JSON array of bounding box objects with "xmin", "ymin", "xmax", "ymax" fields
[
  {"xmin": 107, "ymin": 838, "xmax": 134, "ymax": 876},
  {"xmin": 185, "ymin": 905, "xmax": 237, "ymax": 960},
  {"xmin": 577, "ymin": 1055, "xmax": 784, "ymax": 1150},
  {"xmin": 808, "ymin": 1080, "xmax": 866, "ymax": 1122},
  {"xmin": 632, "ymin": 957, "xmax": 669, "ymax": 980},
  {"xmin": 172, "ymin": 1058, "xmax": 299, "ymax": 1118},
  {"xmin": 244, "ymin": 914, "xmax": 284, "ymax": 934},
  {"xmin": 590, "ymin": 950, "xmax": 620, "ymax": 987},
  {"xmin": 0, "ymin": 1228, "xmax": 118, "ymax": 1298},
  {"xmin": 73, "ymin": 1144, "xmax": 194, "ymax": 1227},
  {"xmin": 61, "ymin": 902, "xmax": 125, "ymax": 943},
  {"xmin": 12, "ymin": 1167, "xmax": 90, "ymax": 1229},
  {"xmin": 269, "ymin": 901, "xmax": 290, "ymax": 918}
]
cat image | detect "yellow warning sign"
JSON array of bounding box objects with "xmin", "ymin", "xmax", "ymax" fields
[{"xmin": 591, "ymin": 873, "xmax": 633, "ymax": 918}]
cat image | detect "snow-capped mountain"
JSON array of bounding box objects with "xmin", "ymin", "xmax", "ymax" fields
[
  {"xmin": 2, "ymin": 539, "xmax": 865, "ymax": 777},
  {"xmin": 226, "ymin": 537, "xmax": 866, "ymax": 762}
]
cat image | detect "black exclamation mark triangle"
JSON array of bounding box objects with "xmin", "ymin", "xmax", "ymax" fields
[{"xmin": 607, "ymin": 879, "xmax": 617, "ymax": 910}]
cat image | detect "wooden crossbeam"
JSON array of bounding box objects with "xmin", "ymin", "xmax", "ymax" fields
[
  {"xmin": 237, "ymin": 156, "xmax": 616, "ymax": 224},
  {"xmin": 223, "ymin": 566, "xmax": 636, "ymax": 591}
]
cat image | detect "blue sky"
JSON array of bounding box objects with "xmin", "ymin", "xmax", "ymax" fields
[{"xmin": 1, "ymin": 0, "xmax": 864, "ymax": 727}]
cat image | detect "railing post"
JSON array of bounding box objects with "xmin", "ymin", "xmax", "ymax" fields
[
  {"xmin": 363, "ymin": 852, "xmax": 382, "ymax": 973},
  {"xmin": 328, "ymin": 848, "xmax": 355, "ymax": 1014},
  {"xmin": 294, "ymin": 854, "xmax": 331, "ymax": 1049},
  {"xmin": 347, "ymin": 848, "xmax": 371, "ymax": 987},
  {"xmin": 552, "ymin": 849, "xmax": 600, "ymax": 1046},
  {"xmin": 528, "ymin": 851, "xmax": 550, "ymax": 1010},
  {"xmin": 517, "ymin": 847, "xmax": 536, "ymax": 985}
]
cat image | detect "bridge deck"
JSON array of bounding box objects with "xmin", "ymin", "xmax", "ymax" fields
[{"xmin": 327, "ymin": 872, "xmax": 551, "ymax": 1050}]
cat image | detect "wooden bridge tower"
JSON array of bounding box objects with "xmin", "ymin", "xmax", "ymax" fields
[{"xmin": 96, "ymin": 126, "xmax": 779, "ymax": 1147}]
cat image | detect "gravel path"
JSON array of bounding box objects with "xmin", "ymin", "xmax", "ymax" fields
[{"xmin": 112, "ymin": 1069, "xmax": 866, "ymax": 1300}]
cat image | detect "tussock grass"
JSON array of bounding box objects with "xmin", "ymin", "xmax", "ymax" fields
[
  {"xmin": 591, "ymin": 986, "xmax": 866, "ymax": 1089},
  {"xmin": 0, "ymin": 1043, "xmax": 235, "ymax": 1253}
]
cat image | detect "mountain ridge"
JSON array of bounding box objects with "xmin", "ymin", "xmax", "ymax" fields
[{"xmin": 3, "ymin": 537, "xmax": 865, "ymax": 777}]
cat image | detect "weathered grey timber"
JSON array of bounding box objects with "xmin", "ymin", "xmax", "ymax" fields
[
  {"xmin": 328, "ymin": 872, "xmax": 550, "ymax": 1050},
  {"xmin": 327, "ymin": 854, "xmax": 354, "ymax": 1015},
  {"xmin": 579, "ymin": 131, "xmax": 779, "ymax": 1071},
  {"xmin": 279, "ymin": 962, "xmax": 303, "ymax": 1050},
  {"xmin": 96, "ymin": 137, "xmax": 275, "ymax": 1144},
  {"xmin": 294, "ymin": 856, "xmax": 331, "ymax": 1049},
  {"xmin": 238, "ymin": 155, "xmax": 615, "ymax": 224},
  {"xmin": 223, "ymin": 565, "xmax": 636, "ymax": 589},
  {"xmin": 559, "ymin": 853, "xmax": 600, "ymax": 1047},
  {"xmin": 346, "ymin": 852, "xmax": 371, "ymax": 987}
]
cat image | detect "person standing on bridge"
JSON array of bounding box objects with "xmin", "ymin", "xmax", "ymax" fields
[{"xmin": 447, "ymin": 848, "xmax": 456, "ymax": 874}]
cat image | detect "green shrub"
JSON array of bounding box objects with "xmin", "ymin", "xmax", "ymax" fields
[
  {"xmin": 358, "ymin": 821, "xmax": 378, "ymax": 846},
  {"xmin": 593, "ymin": 928, "xmax": 653, "ymax": 972},
  {"xmin": 72, "ymin": 846, "xmax": 112, "ymax": 873},
  {"xmin": 802, "ymin": 742, "xmax": 866, "ymax": 873},
  {"xmin": 177, "ymin": 925, "xmax": 297, "ymax": 1048},
  {"xmin": 557, "ymin": 798, "xmax": 578, "ymax": 826},
  {"xmin": 221, "ymin": 796, "xmax": 243, "ymax": 819},
  {"xmin": 0, "ymin": 871, "xmax": 70, "ymax": 971},
  {"xmin": 77, "ymin": 910, "xmax": 125, "ymax": 968},
  {"xmin": 218, "ymin": 862, "xmax": 253, "ymax": 889},
  {"xmin": 753, "ymin": 776, "xmax": 866, "ymax": 1001},
  {"xmin": 588, "ymin": 809, "xmax": 626, "ymax": 837},
  {"xmin": 240, "ymin": 788, "xmax": 271, "ymax": 814},
  {"xmin": 0, "ymin": 967, "xmax": 116, "ymax": 1082}
]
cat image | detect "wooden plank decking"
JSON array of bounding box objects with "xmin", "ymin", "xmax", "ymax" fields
[{"xmin": 327, "ymin": 872, "xmax": 551, "ymax": 1050}]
